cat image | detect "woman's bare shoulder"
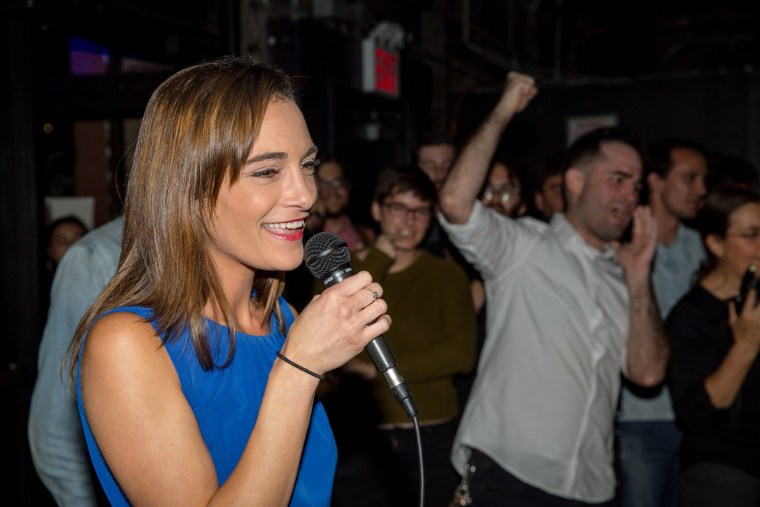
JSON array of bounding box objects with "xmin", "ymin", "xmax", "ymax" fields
[
  {"xmin": 84, "ymin": 311, "xmax": 163, "ymax": 358},
  {"xmin": 81, "ymin": 310, "xmax": 176, "ymax": 392}
]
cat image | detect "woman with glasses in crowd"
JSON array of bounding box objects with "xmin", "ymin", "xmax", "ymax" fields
[
  {"xmin": 667, "ymin": 185, "xmax": 760, "ymax": 506},
  {"xmin": 324, "ymin": 165, "xmax": 477, "ymax": 507}
]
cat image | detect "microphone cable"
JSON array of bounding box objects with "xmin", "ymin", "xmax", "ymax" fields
[
  {"xmin": 304, "ymin": 232, "xmax": 425, "ymax": 507},
  {"xmin": 412, "ymin": 415, "xmax": 424, "ymax": 507}
]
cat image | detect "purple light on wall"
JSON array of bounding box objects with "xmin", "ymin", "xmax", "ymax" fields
[{"xmin": 69, "ymin": 37, "xmax": 110, "ymax": 75}]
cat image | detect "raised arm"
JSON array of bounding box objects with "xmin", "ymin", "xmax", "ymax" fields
[
  {"xmin": 439, "ymin": 71, "xmax": 538, "ymax": 224},
  {"xmin": 615, "ymin": 207, "xmax": 669, "ymax": 386}
]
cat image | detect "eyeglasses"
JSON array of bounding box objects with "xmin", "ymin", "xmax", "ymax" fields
[
  {"xmin": 318, "ymin": 178, "xmax": 349, "ymax": 191},
  {"xmin": 726, "ymin": 230, "xmax": 760, "ymax": 243},
  {"xmin": 383, "ymin": 201, "xmax": 433, "ymax": 221},
  {"xmin": 482, "ymin": 185, "xmax": 519, "ymax": 204}
]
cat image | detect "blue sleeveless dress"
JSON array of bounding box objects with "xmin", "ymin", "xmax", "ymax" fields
[{"xmin": 76, "ymin": 298, "xmax": 337, "ymax": 506}]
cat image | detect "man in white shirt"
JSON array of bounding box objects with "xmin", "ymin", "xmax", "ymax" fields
[
  {"xmin": 29, "ymin": 216, "xmax": 123, "ymax": 506},
  {"xmin": 439, "ymin": 72, "xmax": 669, "ymax": 505}
]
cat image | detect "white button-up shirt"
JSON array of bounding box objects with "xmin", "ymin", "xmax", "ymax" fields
[{"xmin": 440, "ymin": 203, "xmax": 629, "ymax": 503}]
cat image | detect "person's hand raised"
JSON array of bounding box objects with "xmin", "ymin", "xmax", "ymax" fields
[
  {"xmin": 495, "ymin": 71, "xmax": 539, "ymax": 121},
  {"xmin": 612, "ymin": 206, "xmax": 657, "ymax": 283}
]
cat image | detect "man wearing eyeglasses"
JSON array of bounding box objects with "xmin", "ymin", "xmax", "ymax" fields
[
  {"xmin": 313, "ymin": 157, "xmax": 375, "ymax": 253},
  {"xmin": 480, "ymin": 155, "xmax": 528, "ymax": 218},
  {"xmin": 616, "ymin": 138, "xmax": 709, "ymax": 507},
  {"xmin": 439, "ymin": 71, "xmax": 669, "ymax": 506}
]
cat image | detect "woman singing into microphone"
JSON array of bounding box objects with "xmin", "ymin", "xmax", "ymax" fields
[{"xmin": 66, "ymin": 56, "xmax": 390, "ymax": 506}]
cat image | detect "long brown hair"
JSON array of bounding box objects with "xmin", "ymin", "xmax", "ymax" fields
[{"xmin": 67, "ymin": 56, "xmax": 297, "ymax": 385}]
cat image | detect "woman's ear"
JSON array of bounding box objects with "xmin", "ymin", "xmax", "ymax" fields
[
  {"xmin": 370, "ymin": 201, "xmax": 382, "ymax": 222},
  {"xmin": 704, "ymin": 234, "xmax": 725, "ymax": 259}
]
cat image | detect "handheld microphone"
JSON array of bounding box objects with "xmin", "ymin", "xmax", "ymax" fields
[{"xmin": 304, "ymin": 232, "xmax": 418, "ymax": 419}]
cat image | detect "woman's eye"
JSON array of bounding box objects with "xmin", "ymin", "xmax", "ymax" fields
[
  {"xmin": 302, "ymin": 158, "xmax": 320, "ymax": 175},
  {"xmin": 252, "ymin": 167, "xmax": 280, "ymax": 178}
]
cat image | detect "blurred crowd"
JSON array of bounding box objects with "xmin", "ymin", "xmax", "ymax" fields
[{"xmin": 30, "ymin": 69, "xmax": 760, "ymax": 507}]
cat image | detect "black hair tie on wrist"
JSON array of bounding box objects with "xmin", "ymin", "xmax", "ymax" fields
[{"xmin": 276, "ymin": 351, "xmax": 326, "ymax": 380}]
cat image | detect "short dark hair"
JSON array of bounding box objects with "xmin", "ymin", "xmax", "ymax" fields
[
  {"xmin": 562, "ymin": 127, "xmax": 643, "ymax": 174},
  {"xmin": 47, "ymin": 215, "xmax": 88, "ymax": 244},
  {"xmin": 373, "ymin": 164, "xmax": 437, "ymax": 205},
  {"xmin": 526, "ymin": 152, "xmax": 565, "ymax": 217},
  {"xmin": 415, "ymin": 130, "xmax": 456, "ymax": 152},
  {"xmin": 537, "ymin": 152, "xmax": 565, "ymax": 181},
  {"xmin": 700, "ymin": 185, "xmax": 760, "ymax": 239},
  {"xmin": 709, "ymin": 151, "xmax": 758, "ymax": 189},
  {"xmin": 647, "ymin": 138, "xmax": 710, "ymax": 178},
  {"xmin": 491, "ymin": 151, "xmax": 526, "ymax": 183}
]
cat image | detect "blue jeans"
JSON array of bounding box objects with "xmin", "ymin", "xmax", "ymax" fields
[{"xmin": 617, "ymin": 420, "xmax": 680, "ymax": 507}]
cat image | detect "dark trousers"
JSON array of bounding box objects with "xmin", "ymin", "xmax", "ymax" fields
[
  {"xmin": 331, "ymin": 419, "xmax": 460, "ymax": 507},
  {"xmin": 379, "ymin": 420, "xmax": 461, "ymax": 507},
  {"xmin": 467, "ymin": 451, "xmax": 616, "ymax": 507},
  {"xmin": 680, "ymin": 462, "xmax": 760, "ymax": 507}
]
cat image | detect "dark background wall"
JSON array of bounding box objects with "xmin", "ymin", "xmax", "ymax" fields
[
  {"xmin": 455, "ymin": 70, "xmax": 760, "ymax": 180},
  {"xmin": 1, "ymin": 0, "xmax": 757, "ymax": 504}
]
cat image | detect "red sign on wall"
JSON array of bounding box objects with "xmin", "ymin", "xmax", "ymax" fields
[{"xmin": 374, "ymin": 47, "xmax": 399, "ymax": 97}]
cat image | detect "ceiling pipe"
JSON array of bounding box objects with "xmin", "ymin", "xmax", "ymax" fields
[
  {"xmin": 461, "ymin": 0, "xmax": 560, "ymax": 82},
  {"xmin": 662, "ymin": 33, "xmax": 754, "ymax": 70}
]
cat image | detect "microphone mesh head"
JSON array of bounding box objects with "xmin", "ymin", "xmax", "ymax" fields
[{"xmin": 304, "ymin": 232, "xmax": 351, "ymax": 280}]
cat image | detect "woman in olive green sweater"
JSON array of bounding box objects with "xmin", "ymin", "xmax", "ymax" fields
[{"xmin": 332, "ymin": 165, "xmax": 477, "ymax": 506}]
